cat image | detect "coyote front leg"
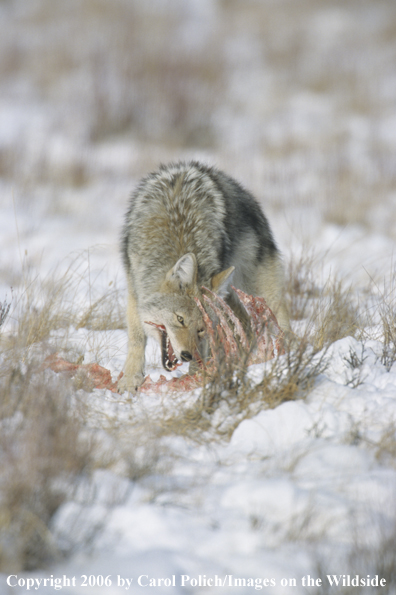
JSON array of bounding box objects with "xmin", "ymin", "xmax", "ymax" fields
[{"xmin": 118, "ymin": 287, "xmax": 146, "ymax": 392}]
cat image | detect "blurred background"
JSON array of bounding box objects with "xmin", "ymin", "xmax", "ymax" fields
[
  {"xmin": 0, "ymin": 0, "xmax": 396, "ymax": 285},
  {"xmin": 1, "ymin": 0, "xmax": 396, "ymax": 578}
]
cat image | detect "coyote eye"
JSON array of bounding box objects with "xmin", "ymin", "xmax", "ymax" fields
[{"xmin": 176, "ymin": 315, "xmax": 184, "ymax": 325}]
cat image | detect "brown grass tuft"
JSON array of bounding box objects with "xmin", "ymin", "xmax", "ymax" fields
[
  {"xmin": 286, "ymin": 251, "xmax": 360, "ymax": 349},
  {"xmin": 0, "ymin": 365, "xmax": 94, "ymax": 572}
]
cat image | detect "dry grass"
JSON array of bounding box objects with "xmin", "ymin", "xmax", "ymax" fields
[
  {"xmin": 377, "ymin": 274, "xmax": 396, "ymax": 373},
  {"xmin": 0, "ymin": 364, "xmax": 93, "ymax": 571},
  {"xmin": 79, "ymin": 248, "xmax": 382, "ymax": 449},
  {"xmin": 1, "ymin": 0, "xmax": 395, "ymax": 253},
  {"xmin": 312, "ymin": 520, "xmax": 396, "ymax": 594},
  {"xmin": 0, "ymin": 295, "xmax": 11, "ymax": 331},
  {"xmin": 147, "ymin": 250, "xmax": 377, "ymax": 444},
  {"xmin": 2, "ymin": 251, "xmax": 125, "ymax": 356},
  {"xmin": 286, "ymin": 250, "xmax": 360, "ymax": 352},
  {"xmin": 0, "ymin": 258, "xmax": 102, "ymax": 570},
  {"xmin": 2, "ymin": 0, "xmax": 395, "ymax": 241},
  {"xmin": 1, "ymin": 0, "xmax": 396, "ymax": 571},
  {"xmin": 360, "ymin": 265, "xmax": 396, "ymax": 372},
  {"xmin": 374, "ymin": 424, "xmax": 396, "ymax": 469},
  {"xmin": 0, "ymin": 254, "xmax": 158, "ymax": 571},
  {"xmin": 135, "ymin": 254, "xmax": 347, "ymax": 444},
  {"xmin": 0, "ymin": 245, "xmax": 394, "ymax": 570},
  {"xmin": 0, "ymin": 0, "xmax": 224, "ymax": 159}
]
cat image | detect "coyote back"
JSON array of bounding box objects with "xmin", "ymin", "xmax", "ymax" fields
[{"xmin": 119, "ymin": 161, "xmax": 289, "ymax": 392}]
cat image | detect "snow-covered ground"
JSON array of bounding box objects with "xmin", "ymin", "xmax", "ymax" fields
[{"xmin": 1, "ymin": 0, "xmax": 396, "ymax": 593}]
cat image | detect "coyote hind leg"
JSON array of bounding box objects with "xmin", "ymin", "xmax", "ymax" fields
[{"xmin": 255, "ymin": 255, "xmax": 291, "ymax": 333}]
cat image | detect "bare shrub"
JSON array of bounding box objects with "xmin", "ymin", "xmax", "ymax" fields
[{"xmin": 343, "ymin": 343, "xmax": 368, "ymax": 388}]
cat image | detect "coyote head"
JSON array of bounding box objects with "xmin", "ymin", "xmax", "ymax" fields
[{"xmin": 141, "ymin": 253, "xmax": 234, "ymax": 372}]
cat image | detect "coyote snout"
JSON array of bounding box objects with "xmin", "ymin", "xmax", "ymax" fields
[
  {"xmin": 135, "ymin": 252, "xmax": 233, "ymax": 385},
  {"xmin": 118, "ymin": 161, "xmax": 290, "ymax": 393}
]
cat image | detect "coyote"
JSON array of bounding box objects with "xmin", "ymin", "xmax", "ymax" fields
[{"xmin": 119, "ymin": 161, "xmax": 289, "ymax": 392}]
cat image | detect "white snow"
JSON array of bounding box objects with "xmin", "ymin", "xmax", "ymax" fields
[{"xmin": 1, "ymin": 0, "xmax": 396, "ymax": 593}]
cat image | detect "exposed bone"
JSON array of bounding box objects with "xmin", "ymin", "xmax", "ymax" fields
[
  {"xmin": 203, "ymin": 294, "xmax": 238, "ymax": 358},
  {"xmin": 44, "ymin": 290, "xmax": 284, "ymax": 394},
  {"xmin": 231, "ymin": 286, "xmax": 285, "ymax": 358},
  {"xmin": 194, "ymin": 297, "xmax": 217, "ymax": 355},
  {"xmin": 202, "ymin": 287, "xmax": 249, "ymax": 351}
]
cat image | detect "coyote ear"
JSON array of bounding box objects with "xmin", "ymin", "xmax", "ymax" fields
[
  {"xmin": 168, "ymin": 253, "xmax": 197, "ymax": 288},
  {"xmin": 211, "ymin": 266, "xmax": 235, "ymax": 297}
]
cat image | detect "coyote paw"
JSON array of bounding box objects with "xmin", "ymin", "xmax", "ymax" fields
[{"xmin": 117, "ymin": 371, "xmax": 145, "ymax": 393}]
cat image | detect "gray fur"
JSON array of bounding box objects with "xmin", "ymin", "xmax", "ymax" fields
[{"xmin": 119, "ymin": 161, "xmax": 289, "ymax": 392}]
